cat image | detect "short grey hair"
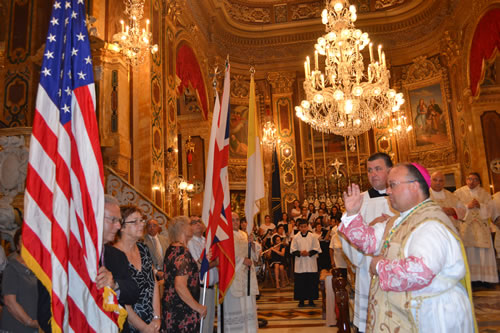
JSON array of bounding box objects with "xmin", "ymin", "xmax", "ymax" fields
[
  {"xmin": 169, "ymin": 216, "xmax": 190, "ymax": 243},
  {"xmin": 104, "ymin": 194, "xmax": 120, "ymax": 206}
]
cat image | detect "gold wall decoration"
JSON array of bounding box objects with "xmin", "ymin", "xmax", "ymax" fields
[
  {"xmin": 223, "ymin": 0, "xmax": 271, "ymax": 24},
  {"xmin": 267, "ymin": 71, "xmax": 300, "ymax": 208}
]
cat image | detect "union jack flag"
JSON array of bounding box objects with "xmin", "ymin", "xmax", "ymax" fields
[
  {"xmin": 201, "ymin": 63, "xmax": 235, "ymax": 302},
  {"xmin": 22, "ymin": 0, "xmax": 125, "ymax": 331}
]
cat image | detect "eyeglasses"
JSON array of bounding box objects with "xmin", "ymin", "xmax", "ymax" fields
[
  {"xmin": 388, "ymin": 180, "xmax": 417, "ymax": 189},
  {"xmin": 466, "ymin": 177, "xmax": 479, "ymax": 182},
  {"xmin": 104, "ymin": 216, "xmax": 123, "ymax": 225},
  {"xmin": 123, "ymin": 219, "xmax": 146, "ymax": 226}
]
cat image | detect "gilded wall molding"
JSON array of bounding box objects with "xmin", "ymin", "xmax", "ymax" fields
[{"xmin": 267, "ymin": 71, "xmax": 296, "ymax": 94}]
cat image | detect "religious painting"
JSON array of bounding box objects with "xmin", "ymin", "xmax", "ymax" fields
[
  {"xmin": 229, "ymin": 103, "xmax": 249, "ymax": 160},
  {"xmin": 406, "ymin": 78, "xmax": 452, "ymax": 151},
  {"xmin": 230, "ymin": 190, "xmax": 246, "ymax": 217}
]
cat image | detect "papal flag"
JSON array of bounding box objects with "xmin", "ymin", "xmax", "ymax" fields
[{"xmin": 244, "ymin": 71, "xmax": 265, "ymax": 233}]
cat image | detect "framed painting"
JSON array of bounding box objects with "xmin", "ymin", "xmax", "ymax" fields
[
  {"xmin": 405, "ymin": 77, "xmax": 452, "ymax": 151},
  {"xmin": 229, "ymin": 100, "xmax": 251, "ymax": 161}
]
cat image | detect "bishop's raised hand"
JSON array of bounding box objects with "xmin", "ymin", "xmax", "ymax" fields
[{"xmin": 343, "ymin": 183, "xmax": 364, "ymax": 216}]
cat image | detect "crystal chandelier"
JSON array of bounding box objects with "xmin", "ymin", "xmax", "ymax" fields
[
  {"xmin": 388, "ymin": 110, "xmax": 413, "ymax": 137},
  {"xmin": 112, "ymin": 0, "xmax": 158, "ymax": 66},
  {"xmin": 295, "ymin": 0, "xmax": 405, "ymax": 137}
]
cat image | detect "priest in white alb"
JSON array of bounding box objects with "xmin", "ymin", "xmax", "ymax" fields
[
  {"xmin": 454, "ymin": 172, "xmax": 498, "ymax": 283},
  {"xmin": 339, "ymin": 163, "xmax": 476, "ymax": 333},
  {"xmin": 430, "ymin": 171, "xmax": 466, "ymax": 229},
  {"xmin": 221, "ymin": 213, "xmax": 259, "ymax": 333}
]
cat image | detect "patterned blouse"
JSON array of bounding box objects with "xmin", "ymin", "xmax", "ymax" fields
[
  {"xmin": 128, "ymin": 242, "xmax": 155, "ymax": 333},
  {"xmin": 162, "ymin": 245, "xmax": 200, "ymax": 332}
]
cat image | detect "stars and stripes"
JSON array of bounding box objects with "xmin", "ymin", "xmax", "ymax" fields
[
  {"xmin": 22, "ymin": 0, "xmax": 125, "ymax": 332},
  {"xmin": 201, "ymin": 63, "xmax": 235, "ymax": 302}
]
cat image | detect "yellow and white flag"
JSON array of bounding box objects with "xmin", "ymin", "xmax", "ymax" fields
[{"xmin": 244, "ymin": 73, "xmax": 265, "ymax": 234}]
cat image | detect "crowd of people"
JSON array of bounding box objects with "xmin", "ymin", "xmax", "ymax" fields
[{"xmin": 0, "ymin": 151, "xmax": 499, "ymax": 332}]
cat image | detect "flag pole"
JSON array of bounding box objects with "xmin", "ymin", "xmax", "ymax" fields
[
  {"xmin": 199, "ymin": 271, "xmax": 208, "ymax": 333},
  {"xmin": 200, "ymin": 65, "xmax": 221, "ymax": 333},
  {"xmin": 247, "ymin": 66, "xmax": 256, "ymax": 297}
]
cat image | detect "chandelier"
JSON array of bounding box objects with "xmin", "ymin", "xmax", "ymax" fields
[
  {"xmin": 295, "ymin": 0, "xmax": 404, "ymax": 137},
  {"xmin": 112, "ymin": 0, "xmax": 158, "ymax": 66},
  {"xmin": 388, "ymin": 109, "xmax": 412, "ymax": 137}
]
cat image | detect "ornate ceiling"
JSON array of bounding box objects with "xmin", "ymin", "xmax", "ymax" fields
[{"xmin": 181, "ymin": 0, "xmax": 460, "ymax": 68}]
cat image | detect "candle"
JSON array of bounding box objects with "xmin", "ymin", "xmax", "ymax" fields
[
  {"xmin": 146, "ymin": 19, "xmax": 150, "ymax": 33},
  {"xmin": 306, "ymin": 56, "xmax": 311, "ymax": 77},
  {"xmin": 120, "ymin": 20, "xmax": 124, "ymax": 33},
  {"xmin": 321, "ymin": 74, "xmax": 325, "ymax": 88},
  {"xmin": 378, "ymin": 45, "xmax": 382, "ymax": 63},
  {"xmin": 369, "ymin": 43, "xmax": 373, "ymax": 63},
  {"xmin": 382, "ymin": 52, "xmax": 386, "ymax": 68},
  {"xmin": 304, "ymin": 61, "xmax": 309, "ymax": 79},
  {"xmin": 126, "ymin": 25, "xmax": 129, "ymax": 34},
  {"xmin": 314, "ymin": 51, "xmax": 319, "ymax": 71}
]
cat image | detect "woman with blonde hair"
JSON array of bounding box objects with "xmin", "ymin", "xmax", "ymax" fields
[{"xmin": 162, "ymin": 216, "xmax": 206, "ymax": 332}]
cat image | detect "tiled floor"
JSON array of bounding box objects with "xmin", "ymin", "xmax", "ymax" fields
[
  {"xmin": 257, "ymin": 286, "xmax": 337, "ymax": 331},
  {"xmin": 255, "ymin": 283, "xmax": 500, "ymax": 332}
]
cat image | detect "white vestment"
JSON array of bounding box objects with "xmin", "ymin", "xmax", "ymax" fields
[
  {"xmin": 329, "ymin": 225, "xmax": 347, "ymax": 269},
  {"xmin": 342, "ymin": 203, "xmax": 474, "ymax": 333},
  {"xmin": 340, "ymin": 189, "xmax": 395, "ymax": 332},
  {"xmin": 491, "ymin": 192, "xmax": 500, "ymax": 223},
  {"xmin": 221, "ymin": 230, "xmax": 259, "ymax": 333},
  {"xmin": 430, "ymin": 188, "xmax": 466, "ymax": 229},
  {"xmin": 455, "ymin": 185, "xmax": 498, "ymax": 282},
  {"xmin": 290, "ymin": 231, "xmax": 321, "ymax": 273}
]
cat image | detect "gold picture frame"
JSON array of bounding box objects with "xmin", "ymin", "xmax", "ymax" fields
[{"xmin": 404, "ymin": 76, "xmax": 453, "ymax": 152}]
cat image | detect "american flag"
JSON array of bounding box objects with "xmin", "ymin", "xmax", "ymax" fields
[
  {"xmin": 22, "ymin": 0, "xmax": 125, "ymax": 331},
  {"xmin": 201, "ymin": 63, "xmax": 235, "ymax": 302}
]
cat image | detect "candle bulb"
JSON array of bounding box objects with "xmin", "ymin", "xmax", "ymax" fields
[
  {"xmin": 314, "ymin": 51, "xmax": 319, "ymax": 71},
  {"xmin": 378, "ymin": 45, "xmax": 382, "ymax": 63},
  {"xmin": 369, "ymin": 43, "xmax": 374, "ymax": 63},
  {"xmin": 306, "ymin": 56, "xmax": 311, "ymax": 77}
]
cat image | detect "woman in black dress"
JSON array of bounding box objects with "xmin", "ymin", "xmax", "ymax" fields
[
  {"xmin": 163, "ymin": 216, "xmax": 206, "ymax": 332},
  {"xmin": 115, "ymin": 205, "xmax": 161, "ymax": 333},
  {"xmin": 269, "ymin": 234, "xmax": 287, "ymax": 289}
]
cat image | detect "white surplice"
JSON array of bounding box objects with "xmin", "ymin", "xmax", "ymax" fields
[
  {"xmin": 221, "ymin": 230, "xmax": 259, "ymax": 333},
  {"xmin": 454, "ymin": 185, "xmax": 498, "ymax": 283},
  {"xmin": 430, "ymin": 188, "xmax": 466, "ymax": 227},
  {"xmin": 290, "ymin": 231, "xmax": 321, "ymax": 273},
  {"xmin": 340, "ymin": 189, "xmax": 395, "ymax": 332}
]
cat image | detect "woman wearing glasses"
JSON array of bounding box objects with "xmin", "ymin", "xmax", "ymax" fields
[{"xmin": 114, "ymin": 205, "xmax": 161, "ymax": 333}]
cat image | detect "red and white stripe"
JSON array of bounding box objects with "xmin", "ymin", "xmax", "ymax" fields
[{"xmin": 23, "ymin": 83, "xmax": 119, "ymax": 332}]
